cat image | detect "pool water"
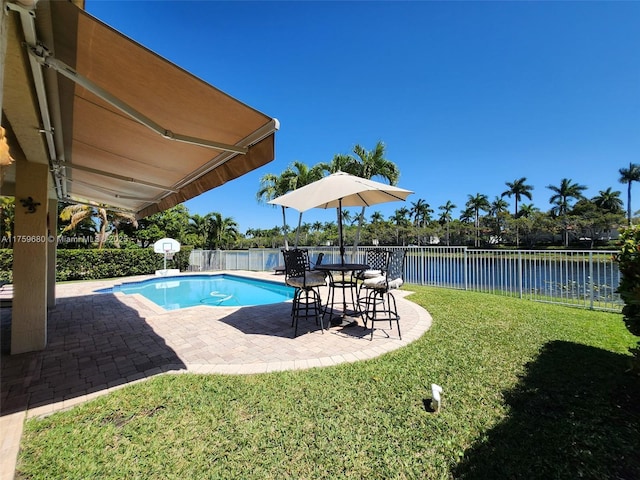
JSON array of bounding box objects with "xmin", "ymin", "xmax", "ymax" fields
[{"xmin": 100, "ymin": 274, "xmax": 295, "ymax": 310}]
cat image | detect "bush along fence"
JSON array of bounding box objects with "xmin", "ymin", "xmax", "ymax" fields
[
  {"xmin": 0, "ymin": 247, "xmax": 192, "ymax": 283},
  {"xmin": 612, "ymin": 225, "xmax": 640, "ymax": 372}
]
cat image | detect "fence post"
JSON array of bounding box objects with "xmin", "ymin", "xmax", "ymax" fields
[
  {"xmin": 589, "ymin": 251, "xmax": 594, "ymax": 310},
  {"xmin": 518, "ymin": 251, "xmax": 523, "ymax": 299},
  {"xmin": 464, "ymin": 247, "xmax": 468, "ymax": 291}
]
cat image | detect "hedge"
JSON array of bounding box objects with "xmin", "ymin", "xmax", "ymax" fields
[
  {"xmin": 0, "ymin": 247, "xmax": 192, "ymax": 283},
  {"xmin": 613, "ymin": 226, "xmax": 640, "ymax": 372}
]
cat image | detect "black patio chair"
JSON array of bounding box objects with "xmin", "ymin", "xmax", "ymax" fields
[
  {"xmin": 275, "ymin": 251, "xmax": 323, "ymax": 274},
  {"xmin": 355, "ymin": 249, "xmax": 390, "ymax": 298},
  {"xmin": 281, "ymin": 249, "xmax": 327, "ymax": 337},
  {"xmin": 359, "ymin": 249, "xmax": 405, "ymax": 340}
]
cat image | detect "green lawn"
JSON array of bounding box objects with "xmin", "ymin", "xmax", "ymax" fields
[{"xmin": 17, "ymin": 287, "xmax": 639, "ymax": 479}]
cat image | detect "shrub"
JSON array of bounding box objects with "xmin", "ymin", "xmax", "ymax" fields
[
  {"xmin": 613, "ymin": 225, "xmax": 640, "ymax": 372},
  {"xmin": 0, "ymin": 246, "xmax": 193, "ymax": 282},
  {"xmin": 0, "ymin": 249, "xmax": 12, "ymax": 283}
]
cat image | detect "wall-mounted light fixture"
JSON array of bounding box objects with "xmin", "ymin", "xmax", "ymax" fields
[{"xmin": 20, "ymin": 197, "xmax": 41, "ymax": 214}]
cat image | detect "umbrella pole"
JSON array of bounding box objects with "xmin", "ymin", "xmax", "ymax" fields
[{"xmin": 338, "ymin": 200, "xmax": 345, "ymax": 264}]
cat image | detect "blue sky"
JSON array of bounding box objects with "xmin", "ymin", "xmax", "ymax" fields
[{"xmin": 86, "ymin": 0, "xmax": 640, "ymax": 233}]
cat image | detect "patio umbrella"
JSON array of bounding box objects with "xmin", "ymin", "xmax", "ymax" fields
[{"xmin": 268, "ymin": 171, "xmax": 413, "ymax": 263}]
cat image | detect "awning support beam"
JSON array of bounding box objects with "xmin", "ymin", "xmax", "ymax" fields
[
  {"xmin": 6, "ymin": 1, "xmax": 67, "ymax": 198},
  {"xmin": 27, "ymin": 48, "xmax": 250, "ymax": 155}
]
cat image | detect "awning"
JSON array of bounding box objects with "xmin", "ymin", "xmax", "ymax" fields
[{"xmin": 3, "ymin": 0, "xmax": 278, "ymax": 218}]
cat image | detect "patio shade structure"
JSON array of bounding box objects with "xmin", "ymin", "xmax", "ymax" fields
[
  {"xmin": 2, "ymin": 0, "xmax": 278, "ymax": 219},
  {"xmin": 1, "ymin": 0, "xmax": 279, "ymax": 355},
  {"xmin": 268, "ymin": 171, "xmax": 413, "ymax": 262}
]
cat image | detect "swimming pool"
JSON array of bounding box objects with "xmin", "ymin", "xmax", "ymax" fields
[{"xmin": 99, "ymin": 274, "xmax": 295, "ymax": 310}]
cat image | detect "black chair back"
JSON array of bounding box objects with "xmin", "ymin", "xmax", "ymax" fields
[
  {"xmin": 282, "ymin": 249, "xmax": 308, "ymax": 279},
  {"xmin": 365, "ymin": 249, "xmax": 389, "ymax": 272},
  {"xmin": 386, "ymin": 249, "xmax": 406, "ymax": 286}
]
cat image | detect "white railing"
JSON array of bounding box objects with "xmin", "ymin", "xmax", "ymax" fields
[{"xmin": 189, "ymin": 247, "xmax": 622, "ymax": 312}]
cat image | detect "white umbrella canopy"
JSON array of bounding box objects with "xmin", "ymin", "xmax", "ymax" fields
[
  {"xmin": 269, "ymin": 171, "xmax": 413, "ymax": 262},
  {"xmin": 269, "ymin": 171, "xmax": 413, "ymax": 212}
]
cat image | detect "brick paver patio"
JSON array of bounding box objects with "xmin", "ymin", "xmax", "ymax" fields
[{"xmin": 0, "ymin": 271, "xmax": 432, "ymax": 478}]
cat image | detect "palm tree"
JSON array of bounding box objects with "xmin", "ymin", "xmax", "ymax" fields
[
  {"xmin": 502, "ymin": 177, "xmax": 534, "ymax": 217},
  {"xmin": 317, "ymin": 153, "xmax": 359, "ymax": 175},
  {"xmin": 618, "ymin": 163, "xmax": 640, "ymax": 225},
  {"xmin": 331, "ymin": 141, "xmax": 400, "ymax": 253},
  {"xmin": 370, "ymin": 211, "xmax": 384, "ymax": 224},
  {"xmin": 547, "ymin": 178, "xmax": 587, "ymax": 216},
  {"xmin": 276, "ymin": 161, "xmax": 324, "ymax": 247},
  {"xmin": 60, "ymin": 204, "xmax": 104, "ymax": 247},
  {"xmin": 459, "ymin": 207, "xmax": 474, "ymax": 224},
  {"xmin": 547, "ymin": 178, "xmax": 587, "ymax": 246},
  {"xmin": 466, "ymin": 193, "xmax": 490, "ymax": 247},
  {"xmin": 438, "ymin": 200, "xmax": 456, "ymax": 246},
  {"xmin": 410, "ymin": 198, "xmax": 433, "ymax": 245},
  {"xmin": 341, "ymin": 209, "xmax": 353, "ymax": 226},
  {"xmin": 489, "ymin": 196, "xmax": 509, "ymax": 241},
  {"xmin": 256, "ymin": 171, "xmax": 295, "ymax": 250},
  {"xmin": 59, "ymin": 203, "xmax": 136, "ymax": 249},
  {"xmin": 517, "ymin": 203, "xmax": 538, "ymax": 218},
  {"xmin": 311, "ymin": 221, "xmax": 323, "ymax": 234},
  {"xmin": 593, "ymin": 187, "xmax": 624, "ymax": 214},
  {"xmin": 353, "ymin": 142, "xmax": 400, "ymax": 183},
  {"xmin": 409, "ymin": 198, "xmax": 433, "ymax": 245},
  {"xmin": 188, "ymin": 214, "xmax": 210, "ymax": 248},
  {"xmin": 410, "ymin": 199, "xmax": 433, "ymax": 227},
  {"xmin": 108, "ymin": 210, "xmax": 139, "ymax": 248},
  {"xmin": 209, "ymin": 213, "xmax": 239, "ymax": 249},
  {"xmin": 490, "ymin": 196, "xmax": 509, "ymax": 217},
  {"xmin": 390, "ymin": 207, "xmax": 411, "ymax": 245},
  {"xmin": 502, "ymin": 177, "xmax": 534, "ymax": 247}
]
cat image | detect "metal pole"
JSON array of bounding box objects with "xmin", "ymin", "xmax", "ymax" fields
[
  {"xmin": 589, "ymin": 251, "xmax": 594, "ymax": 310},
  {"xmin": 464, "ymin": 247, "xmax": 468, "ymax": 291},
  {"xmin": 518, "ymin": 251, "xmax": 523, "ymax": 299}
]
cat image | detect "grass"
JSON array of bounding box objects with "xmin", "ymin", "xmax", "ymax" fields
[{"xmin": 17, "ymin": 286, "xmax": 639, "ymax": 479}]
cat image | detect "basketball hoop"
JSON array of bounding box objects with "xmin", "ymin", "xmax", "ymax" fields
[{"xmin": 153, "ymin": 238, "xmax": 181, "ymax": 273}]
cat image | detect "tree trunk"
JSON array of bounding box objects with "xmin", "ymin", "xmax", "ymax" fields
[
  {"xmin": 294, "ymin": 211, "xmax": 303, "ymax": 248},
  {"xmin": 351, "ymin": 206, "xmax": 366, "ymax": 259},
  {"xmin": 628, "ymin": 183, "xmax": 632, "ymax": 225},
  {"xmin": 281, "ymin": 206, "xmax": 289, "ymax": 250},
  {"xmin": 446, "ymin": 222, "xmax": 450, "ymax": 246}
]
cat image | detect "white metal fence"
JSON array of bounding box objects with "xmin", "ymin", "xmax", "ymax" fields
[{"xmin": 189, "ymin": 247, "xmax": 622, "ymax": 312}]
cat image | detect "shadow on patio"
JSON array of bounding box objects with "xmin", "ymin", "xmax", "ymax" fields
[
  {"xmin": 1, "ymin": 292, "xmax": 186, "ymax": 416},
  {"xmin": 216, "ymin": 301, "xmax": 375, "ymax": 340}
]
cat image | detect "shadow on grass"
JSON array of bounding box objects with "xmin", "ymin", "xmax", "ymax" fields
[
  {"xmin": 1, "ymin": 293, "xmax": 185, "ymax": 416},
  {"xmin": 454, "ymin": 340, "xmax": 640, "ymax": 479}
]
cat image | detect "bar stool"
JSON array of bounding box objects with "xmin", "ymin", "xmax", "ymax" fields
[
  {"xmin": 281, "ymin": 249, "xmax": 327, "ymax": 337},
  {"xmin": 355, "ymin": 249, "xmax": 390, "ymax": 301},
  {"xmin": 360, "ymin": 249, "xmax": 405, "ymax": 340}
]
